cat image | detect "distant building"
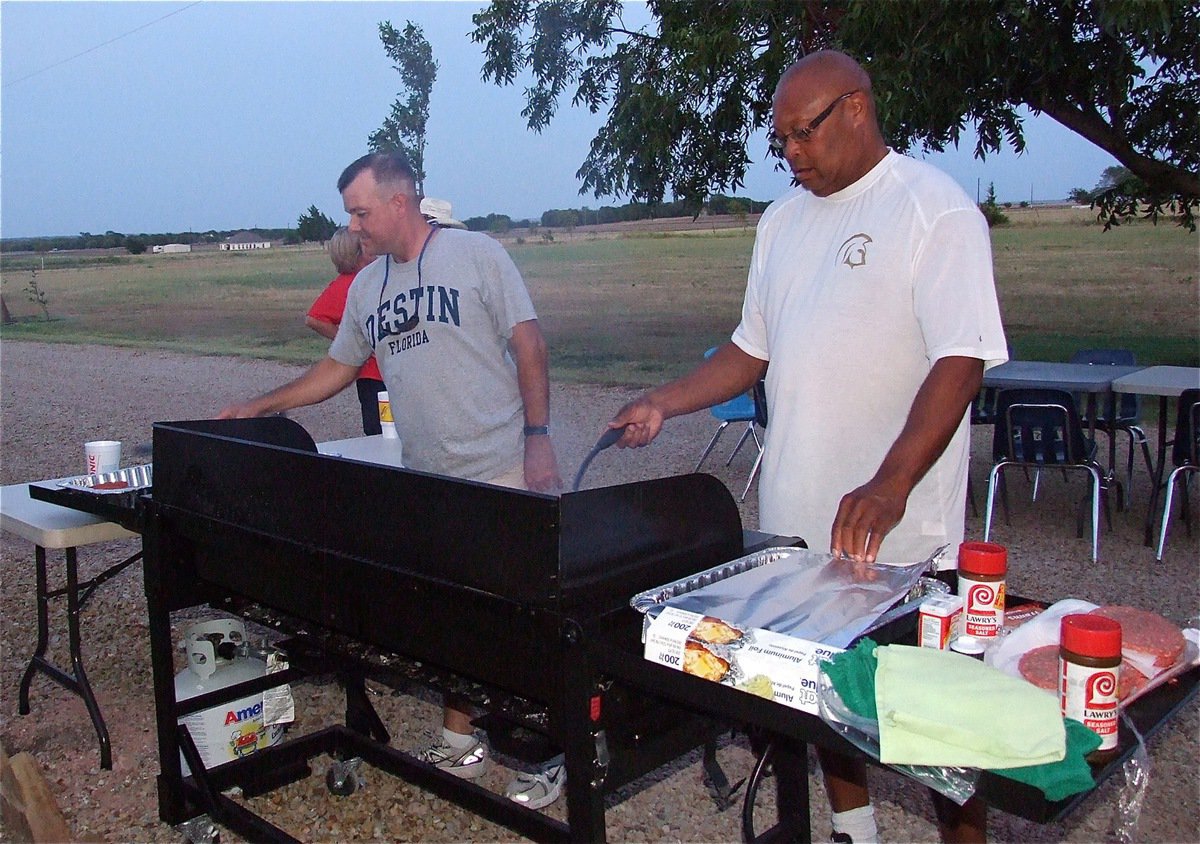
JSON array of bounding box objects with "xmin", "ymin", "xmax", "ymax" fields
[
  {"xmin": 221, "ymin": 231, "xmax": 272, "ymax": 251},
  {"xmin": 152, "ymin": 243, "xmax": 191, "ymax": 254}
]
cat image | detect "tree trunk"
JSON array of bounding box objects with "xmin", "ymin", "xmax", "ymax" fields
[{"xmin": 1037, "ymin": 99, "xmax": 1200, "ymax": 199}]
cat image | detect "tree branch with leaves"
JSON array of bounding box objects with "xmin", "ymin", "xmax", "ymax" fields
[
  {"xmin": 369, "ymin": 21, "xmax": 439, "ymax": 196},
  {"xmin": 471, "ymin": 0, "xmax": 1197, "ymax": 230}
]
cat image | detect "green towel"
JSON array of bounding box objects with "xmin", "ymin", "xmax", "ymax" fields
[
  {"xmin": 993, "ymin": 719, "xmax": 1100, "ymax": 801},
  {"xmin": 822, "ymin": 639, "xmax": 1096, "ymax": 801},
  {"xmin": 822, "ymin": 639, "xmax": 880, "ymax": 720},
  {"xmin": 875, "ymin": 644, "xmax": 1065, "ymax": 769}
]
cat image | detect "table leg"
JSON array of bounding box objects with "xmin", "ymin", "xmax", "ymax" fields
[
  {"xmin": 1093, "ymin": 392, "xmax": 1124, "ymax": 512},
  {"xmin": 15, "ymin": 545, "xmax": 113, "ymax": 769},
  {"xmin": 17, "ymin": 546, "xmax": 51, "ymax": 715},
  {"xmin": 1143, "ymin": 397, "xmax": 1170, "ymax": 547},
  {"xmin": 1104, "ymin": 389, "xmax": 1130, "ymax": 511},
  {"xmin": 65, "ymin": 547, "xmax": 113, "ymax": 770}
]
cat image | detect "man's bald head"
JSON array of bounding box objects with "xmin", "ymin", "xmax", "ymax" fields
[
  {"xmin": 769, "ymin": 50, "xmax": 887, "ymax": 197},
  {"xmin": 774, "ymin": 51, "xmax": 873, "ymax": 116}
]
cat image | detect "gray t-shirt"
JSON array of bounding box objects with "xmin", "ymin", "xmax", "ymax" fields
[{"xmin": 329, "ymin": 227, "xmax": 537, "ymax": 481}]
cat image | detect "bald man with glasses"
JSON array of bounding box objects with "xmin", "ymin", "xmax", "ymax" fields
[{"xmin": 610, "ymin": 50, "xmax": 1007, "ymax": 842}]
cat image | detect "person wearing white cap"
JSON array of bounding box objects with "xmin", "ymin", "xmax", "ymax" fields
[{"xmin": 419, "ymin": 197, "xmax": 467, "ymax": 230}]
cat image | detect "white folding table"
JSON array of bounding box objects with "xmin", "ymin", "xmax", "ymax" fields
[
  {"xmin": 0, "ymin": 482, "xmax": 139, "ymax": 770},
  {"xmin": 316, "ymin": 434, "xmax": 405, "ymax": 467}
]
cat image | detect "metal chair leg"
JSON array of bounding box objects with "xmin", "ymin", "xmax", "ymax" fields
[
  {"xmin": 1088, "ymin": 466, "xmax": 1101, "ymax": 563},
  {"xmin": 727, "ymin": 422, "xmax": 756, "ymax": 465},
  {"xmin": 984, "ymin": 463, "xmax": 1006, "ymax": 541},
  {"xmin": 1102, "ymin": 471, "xmax": 1113, "ymax": 531},
  {"xmin": 1181, "ymin": 475, "xmax": 1193, "ymax": 536},
  {"xmin": 1156, "ymin": 466, "xmax": 1188, "ymax": 560},
  {"xmin": 741, "ymin": 442, "xmax": 765, "ymax": 503},
  {"xmin": 695, "ymin": 421, "xmax": 731, "ymax": 472},
  {"xmin": 999, "ymin": 470, "xmax": 1012, "ymax": 526}
]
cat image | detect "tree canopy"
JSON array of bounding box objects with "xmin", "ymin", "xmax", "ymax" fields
[
  {"xmin": 471, "ymin": 0, "xmax": 1197, "ymax": 229},
  {"xmin": 369, "ymin": 21, "xmax": 439, "ymax": 194}
]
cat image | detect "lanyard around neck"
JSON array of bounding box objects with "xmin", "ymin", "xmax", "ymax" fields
[{"xmin": 378, "ymin": 224, "xmax": 438, "ymax": 336}]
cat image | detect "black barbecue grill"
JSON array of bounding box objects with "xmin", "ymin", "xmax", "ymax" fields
[
  {"xmin": 144, "ymin": 417, "xmax": 785, "ymax": 842},
  {"xmin": 135, "ymin": 417, "xmax": 1200, "ymax": 843}
]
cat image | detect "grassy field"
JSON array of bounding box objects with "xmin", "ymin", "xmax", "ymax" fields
[{"xmin": 2, "ymin": 207, "xmax": 1196, "ymax": 385}]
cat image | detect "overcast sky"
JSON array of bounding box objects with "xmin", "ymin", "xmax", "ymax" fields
[{"xmin": 1, "ymin": 1, "xmax": 1120, "ymax": 239}]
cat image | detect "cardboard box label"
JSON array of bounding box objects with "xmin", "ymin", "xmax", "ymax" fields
[{"xmin": 644, "ymin": 606, "xmax": 843, "ymax": 715}]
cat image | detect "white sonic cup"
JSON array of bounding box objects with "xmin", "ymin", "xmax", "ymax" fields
[
  {"xmin": 377, "ymin": 391, "xmax": 399, "ymax": 439},
  {"xmin": 85, "ymin": 440, "xmax": 122, "ymax": 474}
]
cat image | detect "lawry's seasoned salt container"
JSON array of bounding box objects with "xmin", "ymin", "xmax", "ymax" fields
[
  {"xmin": 1060, "ymin": 613, "xmax": 1121, "ymax": 762},
  {"xmin": 957, "ymin": 541, "xmax": 1007, "ymax": 638},
  {"xmin": 919, "ymin": 593, "xmax": 964, "ymax": 650}
]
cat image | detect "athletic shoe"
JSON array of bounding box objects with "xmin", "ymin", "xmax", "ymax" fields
[
  {"xmin": 505, "ymin": 757, "xmax": 566, "ymax": 810},
  {"xmin": 416, "ymin": 735, "xmax": 490, "ymax": 779}
]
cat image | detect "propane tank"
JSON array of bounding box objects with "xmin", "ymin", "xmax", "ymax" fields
[{"xmin": 174, "ymin": 619, "xmax": 285, "ymax": 774}]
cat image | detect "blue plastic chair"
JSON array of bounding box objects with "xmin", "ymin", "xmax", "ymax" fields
[{"xmin": 694, "ymin": 349, "xmax": 761, "ymax": 475}]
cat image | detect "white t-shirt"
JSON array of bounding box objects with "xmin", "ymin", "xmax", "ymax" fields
[{"xmin": 731, "ymin": 151, "xmax": 1008, "ymax": 566}]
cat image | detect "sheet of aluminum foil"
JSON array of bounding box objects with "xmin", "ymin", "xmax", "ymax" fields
[
  {"xmin": 631, "ymin": 546, "xmax": 940, "ymax": 649},
  {"xmin": 57, "ymin": 463, "xmax": 153, "ymax": 494}
]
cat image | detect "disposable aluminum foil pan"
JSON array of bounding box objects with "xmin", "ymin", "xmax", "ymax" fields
[
  {"xmin": 630, "ymin": 546, "xmax": 796, "ymax": 614},
  {"xmin": 58, "ymin": 464, "xmax": 153, "ymax": 495},
  {"xmin": 631, "ymin": 546, "xmax": 947, "ymax": 649}
]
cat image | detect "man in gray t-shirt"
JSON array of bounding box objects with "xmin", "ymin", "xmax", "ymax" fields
[
  {"xmin": 331, "ymin": 226, "xmax": 538, "ymax": 482},
  {"xmin": 219, "ymin": 151, "xmax": 565, "ymax": 807},
  {"xmin": 219, "ymin": 153, "xmax": 560, "ymax": 492}
]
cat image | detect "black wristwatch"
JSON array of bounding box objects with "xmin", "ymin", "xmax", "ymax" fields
[{"xmin": 523, "ymin": 424, "xmax": 550, "ymax": 437}]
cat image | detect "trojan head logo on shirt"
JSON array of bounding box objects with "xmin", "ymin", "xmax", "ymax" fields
[{"xmin": 836, "ymin": 233, "xmax": 872, "ymax": 269}]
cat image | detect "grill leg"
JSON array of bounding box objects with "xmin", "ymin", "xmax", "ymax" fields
[
  {"xmin": 344, "ymin": 675, "xmax": 390, "ymax": 745},
  {"xmin": 561, "ymin": 657, "xmax": 608, "ymax": 841},
  {"xmin": 772, "ymin": 737, "xmax": 812, "ymax": 842}
]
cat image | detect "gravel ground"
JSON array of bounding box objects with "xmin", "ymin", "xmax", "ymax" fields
[{"xmin": 1, "ymin": 340, "xmax": 1196, "ymax": 843}]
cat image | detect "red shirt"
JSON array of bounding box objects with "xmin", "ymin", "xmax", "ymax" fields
[{"xmin": 307, "ymin": 272, "xmax": 382, "ymax": 381}]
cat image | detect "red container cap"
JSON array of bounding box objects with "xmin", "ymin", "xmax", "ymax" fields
[
  {"xmin": 1061, "ymin": 613, "xmax": 1122, "ymax": 657},
  {"xmin": 958, "ymin": 541, "xmax": 1007, "ymax": 575}
]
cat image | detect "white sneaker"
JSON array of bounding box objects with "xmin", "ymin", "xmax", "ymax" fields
[
  {"xmin": 416, "ymin": 735, "xmax": 490, "ymax": 779},
  {"xmin": 505, "ymin": 757, "xmax": 566, "ymax": 810}
]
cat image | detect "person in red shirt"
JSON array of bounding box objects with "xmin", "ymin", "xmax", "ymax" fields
[{"xmin": 305, "ymin": 227, "xmax": 385, "ymax": 434}]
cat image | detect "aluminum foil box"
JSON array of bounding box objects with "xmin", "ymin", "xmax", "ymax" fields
[{"xmin": 643, "ymin": 605, "xmax": 842, "ymax": 714}]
